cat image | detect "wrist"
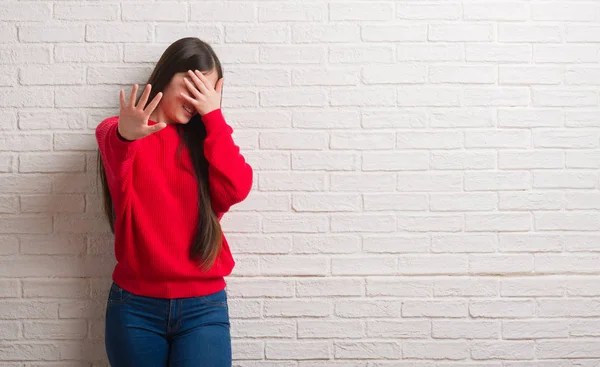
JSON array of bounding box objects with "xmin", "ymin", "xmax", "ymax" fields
[
  {"xmin": 117, "ymin": 127, "xmax": 134, "ymax": 142},
  {"xmin": 200, "ymin": 107, "xmax": 221, "ymax": 117}
]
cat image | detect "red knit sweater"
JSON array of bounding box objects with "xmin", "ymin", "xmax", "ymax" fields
[{"xmin": 95, "ymin": 109, "xmax": 252, "ymax": 298}]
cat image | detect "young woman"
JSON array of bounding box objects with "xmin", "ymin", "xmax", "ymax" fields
[{"xmin": 95, "ymin": 37, "xmax": 253, "ymax": 366}]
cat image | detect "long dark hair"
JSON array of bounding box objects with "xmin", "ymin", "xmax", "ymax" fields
[{"xmin": 97, "ymin": 37, "xmax": 224, "ymax": 272}]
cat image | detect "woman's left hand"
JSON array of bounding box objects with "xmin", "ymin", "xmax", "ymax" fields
[{"xmin": 182, "ymin": 70, "xmax": 224, "ymax": 116}]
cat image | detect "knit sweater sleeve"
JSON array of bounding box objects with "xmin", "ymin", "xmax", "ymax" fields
[
  {"xmin": 95, "ymin": 116, "xmax": 141, "ymax": 194},
  {"xmin": 201, "ymin": 109, "xmax": 253, "ymax": 215}
]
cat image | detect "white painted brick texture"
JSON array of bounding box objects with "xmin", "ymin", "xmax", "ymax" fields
[{"xmin": 1, "ymin": 0, "xmax": 600, "ymax": 365}]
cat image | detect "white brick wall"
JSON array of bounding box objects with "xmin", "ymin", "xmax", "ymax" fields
[{"xmin": 1, "ymin": 0, "xmax": 600, "ymax": 365}]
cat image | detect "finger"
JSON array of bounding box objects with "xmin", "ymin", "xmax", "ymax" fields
[
  {"xmin": 147, "ymin": 122, "xmax": 167, "ymax": 134},
  {"xmin": 137, "ymin": 84, "xmax": 152, "ymax": 110},
  {"xmin": 119, "ymin": 89, "xmax": 126, "ymax": 110},
  {"xmin": 143, "ymin": 92, "xmax": 162, "ymax": 116},
  {"xmin": 183, "ymin": 77, "xmax": 203, "ymax": 99},
  {"xmin": 181, "ymin": 92, "xmax": 205, "ymax": 105},
  {"xmin": 128, "ymin": 84, "xmax": 138, "ymax": 108},
  {"xmin": 188, "ymin": 70, "xmax": 209, "ymax": 94},
  {"xmin": 194, "ymin": 70, "xmax": 215, "ymax": 91}
]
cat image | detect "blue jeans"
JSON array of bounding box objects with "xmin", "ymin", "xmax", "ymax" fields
[{"xmin": 105, "ymin": 282, "xmax": 231, "ymax": 367}]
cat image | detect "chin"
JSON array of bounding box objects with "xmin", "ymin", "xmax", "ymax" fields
[{"xmin": 171, "ymin": 114, "xmax": 193, "ymax": 124}]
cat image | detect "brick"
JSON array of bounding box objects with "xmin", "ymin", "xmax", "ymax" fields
[
  {"xmin": 535, "ymin": 254, "xmax": 600, "ymax": 274},
  {"xmin": 397, "ymin": 3, "xmax": 461, "ymax": 20},
  {"xmin": 464, "ymin": 87, "xmax": 530, "ymax": 106},
  {"xmin": 0, "ymin": 87, "xmax": 53, "ymax": 107},
  {"xmin": 0, "ymin": 3, "xmax": 51, "ymax": 21},
  {"xmin": 298, "ymin": 320, "xmax": 364, "ymax": 339},
  {"xmin": 537, "ymin": 340, "xmax": 600, "ymax": 358},
  {"xmin": 19, "ymin": 25, "xmax": 84, "ymax": 43},
  {"xmin": 0, "ymin": 343, "xmax": 59, "ymax": 361},
  {"xmin": 538, "ymin": 299, "xmax": 600, "ymax": 317},
  {"xmin": 465, "ymin": 171, "xmax": 531, "ymax": 191},
  {"xmin": 296, "ymin": 278, "xmax": 363, "ymax": 297},
  {"xmin": 292, "ymin": 152, "xmax": 357, "ymax": 171},
  {"xmin": 23, "ymin": 320, "xmax": 87, "ymax": 340},
  {"xmin": 434, "ymin": 277, "xmax": 498, "ymax": 297},
  {"xmin": 469, "ymin": 254, "xmax": 534, "ymax": 274},
  {"xmin": 19, "ymin": 154, "xmax": 85, "ymax": 173},
  {"xmin": 363, "ymin": 234, "xmax": 429, "ymax": 253},
  {"xmin": 429, "ymin": 24, "xmax": 493, "ymax": 41},
  {"xmin": 403, "ymin": 300, "xmax": 467, "ymax": 318},
  {"xmin": 293, "ymin": 67, "xmax": 359, "ymax": 86},
  {"xmin": 430, "ymin": 108, "xmax": 494, "ymax": 128},
  {"xmin": 86, "ymin": 24, "xmax": 152, "ymax": 43},
  {"xmin": 432, "ymin": 234, "xmax": 496, "ymax": 253},
  {"xmin": 54, "ymin": 4, "xmax": 118, "ymax": 20},
  {"xmin": 362, "ymin": 25, "xmax": 426, "ymax": 42},
  {"xmin": 471, "ymin": 341, "xmax": 535, "ymax": 360},
  {"xmin": 466, "ymin": 130, "xmax": 530, "ymax": 148},
  {"xmin": 191, "ymin": 2, "xmax": 255, "ymax": 22},
  {"xmin": 499, "ymin": 151, "xmax": 564, "ymax": 170},
  {"xmin": 433, "ymin": 320, "xmax": 499, "ymax": 339},
  {"xmin": 431, "ymin": 151, "xmax": 496, "ymax": 170},
  {"xmin": 266, "ymin": 341, "xmax": 330, "ymax": 360},
  {"xmin": 367, "ymin": 278, "xmax": 433, "ymax": 297},
  {"xmin": 55, "ymin": 44, "xmax": 120, "ymax": 63},
  {"xmin": 498, "ymin": 108, "xmax": 563, "ymax": 128},
  {"xmin": 293, "ymin": 234, "xmax": 360, "ymax": 254},
  {"xmin": 0, "ymin": 134, "xmax": 51, "ymax": 151},
  {"xmin": 470, "ymin": 300, "xmax": 534, "ymax": 318},
  {"xmin": 265, "ymin": 299, "xmax": 331, "ymax": 318},
  {"xmin": 398, "ymin": 255, "xmax": 467, "ymax": 274},
  {"xmin": 334, "ymin": 341, "xmax": 401, "ymax": 359},
  {"xmin": 532, "ymin": 2, "xmax": 600, "ymax": 21},
  {"xmin": 332, "ymin": 256, "xmax": 397, "ymax": 275},
  {"xmin": 397, "ymin": 87, "xmax": 461, "ymax": 106},
  {"xmin": 259, "ymin": 172, "xmax": 325, "ymax": 191},
  {"xmin": 364, "ymin": 64, "xmax": 426, "ymax": 84},
  {"xmin": 292, "ymin": 193, "xmax": 360, "ymax": 211},
  {"xmin": 535, "ymin": 45, "xmax": 600, "ymax": 63},
  {"xmin": 398, "ymin": 44, "xmax": 463, "ymax": 61},
  {"xmin": 364, "ymin": 194, "xmax": 428, "ymax": 212},
  {"xmin": 0, "ymin": 45, "xmax": 52, "ymax": 64},
  {"xmin": 466, "ymin": 44, "xmax": 531, "ymax": 63},
  {"xmin": 330, "ymin": 2, "xmax": 393, "ymax": 21},
  {"xmin": 464, "ymin": 3, "xmax": 529, "ymax": 20},
  {"xmin": 533, "ymin": 171, "xmax": 597, "ymax": 189},
  {"xmin": 363, "ymin": 152, "xmax": 428, "ymax": 171},
  {"xmin": 501, "ymin": 277, "xmax": 565, "ymax": 297},
  {"xmin": 499, "ymin": 25, "xmax": 563, "ymax": 42},
  {"xmin": 331, "ymin": 214, "xmax": 396, "ymax": 233},
  {"xmin": 430, "ymin": 65, "xmax": 496, "ymax": 84},
  {"xmin": 258, "ymin": 3, "xmax": 326, "ymax": 22},
  {"xmin": 262, "ymin": 213, "xmax": 328, "ymax": 233},
  {"xmin": 293, "ymin": 24, "xmax": 359, "ymax": 43},
  {"xmin": 398, "ymin": 172, "xmax": 462, "ymax": 192},
  {"xmin": 403, "ymin": 341, "xmax": 468, "ymax": 359},
  {"xmin": 260, "ymin": 256, "xmax": 327, "ymax": 276},
  {"xmin": 367, "ymin": 320, "xmax": 429, "ymax": 338}
]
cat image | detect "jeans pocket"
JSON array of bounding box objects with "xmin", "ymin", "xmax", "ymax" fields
[
  {"xmin": 199, "ymin": 289, "xmax": 227, "ymax": 307},
  {"xmin": 107, "ymin": 282, "xmax": 134, "ymax": 306}
]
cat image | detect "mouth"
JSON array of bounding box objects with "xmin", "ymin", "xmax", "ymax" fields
[{"xmin": 183, "ymin": 105, "xmax": 194, "ymax": 116}]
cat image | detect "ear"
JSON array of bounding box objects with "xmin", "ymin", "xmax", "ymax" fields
[{"xmin": 215, "ymin": 78, "xmax": 224, "ymax": 94}]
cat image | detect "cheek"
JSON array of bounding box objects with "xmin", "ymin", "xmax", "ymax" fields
[{"xmin": 162, "ymin": 91, "xmax": 185, "ymax": 110}]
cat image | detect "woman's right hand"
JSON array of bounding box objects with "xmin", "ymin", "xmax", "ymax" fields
[{"xmin": 117, "ymin": 84, "xmax": 166, "ymax": 141}]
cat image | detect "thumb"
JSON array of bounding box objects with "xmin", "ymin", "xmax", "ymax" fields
[
  {"xmin": 215, "ymin": 78, "xmax": 224, "ymax": 94},
  {"xmin": 149, "ymin": 122, "xmax": 167, "ymax": 134}
]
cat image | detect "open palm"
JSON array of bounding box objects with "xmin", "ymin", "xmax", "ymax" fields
[{"xmin": 118, "ymin": 84, "xmax": 166, "ymax": 141}]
